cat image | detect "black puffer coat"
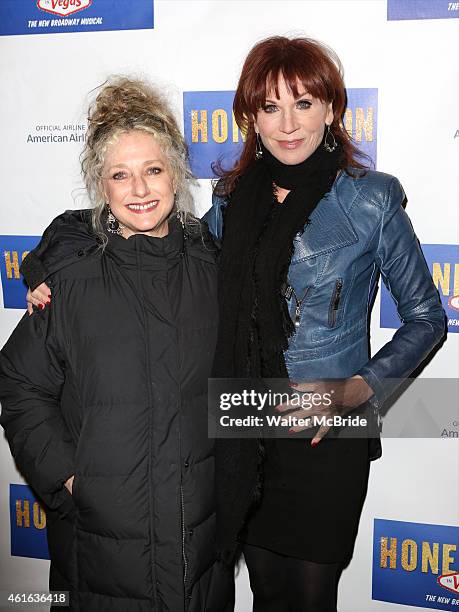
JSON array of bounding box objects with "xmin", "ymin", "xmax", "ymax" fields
[{"xmin": 0, "ymin": 212, "xmax": 233, "ymax": 611}]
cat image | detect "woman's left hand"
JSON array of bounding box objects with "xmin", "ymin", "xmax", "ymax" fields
[{"xmin": 276, "ymin": 376, "xmax": 374, "ymax": 446}]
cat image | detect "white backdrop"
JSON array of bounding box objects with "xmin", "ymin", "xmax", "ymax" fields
[{"xmin": 0, "ymin": 1, "xmax": 458, "ymax": 611}]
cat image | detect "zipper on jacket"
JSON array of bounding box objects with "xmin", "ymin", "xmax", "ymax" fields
[
  {"xmin": 180, "ymin": 484, "xmax": 189, "ymax": 587},
  {"xmin": 328, "ymin": 279, "xmax": 343, "ymax": 328},
  {"xmin": 176, "ymin": 235, "xmax": 190, "ymax": 604},
  {"xmin": 283, "ymin": 283, "xmax": 309, "ymax": 328},
  {"xmin": 134, "ymin": 241, "xmax": 159, "ymax": 609}
]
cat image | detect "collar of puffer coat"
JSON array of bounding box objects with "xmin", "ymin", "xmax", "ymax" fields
[
  {"xmin": 105, "ymin": 215, "xmax": 185, "ymax": 271},
  {"xmin": 20, "ymin": 209, "xmax": 218, "ymax": 290}
]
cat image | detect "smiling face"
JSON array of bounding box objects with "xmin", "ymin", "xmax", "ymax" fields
[
  {"xmin": 102, "ymin": 130, "xmax": 175, "ymax": 239},
  {"xmin": 254, "ymin": 76, "xmax": 334, "ymax": 165}
]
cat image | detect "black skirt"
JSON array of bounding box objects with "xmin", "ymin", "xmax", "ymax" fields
[{"xmin": 242, "ymin": 435, "xmax": 371, "ymax": 563}]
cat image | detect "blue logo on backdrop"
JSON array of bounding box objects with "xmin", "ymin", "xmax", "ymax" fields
[
  {"xmin": 183, "ymin": 88, "xmax": 378, "ymax": 179},
  {"xmin": 0, "ymin": 236, "xmax": 40, "ymax": 309},
  {"xmin": 10, "ymin": 484, "xmax": 49, "ymax": 560},
  {"xmin": 373, "ymin": 519, "xmax": 459, "ymax": 610},
  {"xmin": 380, "ymin": 244, "xmax": 459, "ymax": 333},
  {"xmin": 0, "ymin": 0, "xmax": 154, "ymax": 36},
  {"xmin": 388, "ymin": 0, "xmax": 459, "ymax": 20},
  {"xmin": 183, "ymin": 91, "xmax": 245, "ymax": 180},
  {"xmin": 344, "ymin": 88, "xmax": 378, "ymax": 168}
]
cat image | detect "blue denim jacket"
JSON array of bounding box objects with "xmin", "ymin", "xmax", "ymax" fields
[{"xmin": 203, "ymin": 170, "xmax": 446, "ymax": 407}]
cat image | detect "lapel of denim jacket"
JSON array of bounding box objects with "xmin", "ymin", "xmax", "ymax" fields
[{"xmin": 291, "ymin": 173, "xmax": 359, "ymax": 264}]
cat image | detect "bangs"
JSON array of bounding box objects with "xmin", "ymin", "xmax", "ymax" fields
[{"xmin": 248, "ymin": 63, "xmax": 333, "ymax": 114}]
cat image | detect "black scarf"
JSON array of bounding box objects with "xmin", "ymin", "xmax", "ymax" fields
[{"xmin": 213, "ymin": 137, "xmax": 342, "ymax": 379}]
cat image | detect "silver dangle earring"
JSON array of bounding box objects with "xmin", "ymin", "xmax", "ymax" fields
[
  {"xmin": 324, "ymin": 125, "xmax": 337, "ymax": 153},
  {"xmin": 176, "ymin": 209, "xmax": 185, "ymax": 230},
  {"xmin": 174, "ymin": 192, "xmax": 185, "ymax": 230},
  {"xmin": 255, "ymin": 133, "xmax": 263, "ymax": 159},
  {"xmin": 106, "ymin": 207, "xmax": 123, "ymax": 236}
]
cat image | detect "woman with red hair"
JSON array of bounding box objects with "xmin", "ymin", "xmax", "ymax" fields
[{"xmin": 204, "ymin": 36, "xmax": 444, "ymax": 611}]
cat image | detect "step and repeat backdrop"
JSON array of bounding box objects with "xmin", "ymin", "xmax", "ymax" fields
[{"xmin": 0, "ymin": 1, "xmax": 458, "ymax": 610}]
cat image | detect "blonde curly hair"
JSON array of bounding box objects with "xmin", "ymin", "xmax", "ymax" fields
[{"xmin": 81, "ymin": 76, "xmax": 197, "ymax": 244}]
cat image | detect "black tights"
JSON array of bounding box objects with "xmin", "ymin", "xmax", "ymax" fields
[{"xmin": 243, "ymin": 543, "xmax": 342, "ymax": 612}]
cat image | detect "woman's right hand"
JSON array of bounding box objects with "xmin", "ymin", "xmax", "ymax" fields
[
  {"xmin": 64, "ymin": 475, "xmax": 74, "ymax": 495},
  {"xmin": 26, "ymin": 282, "xmax": 51, "ymax": 315}
]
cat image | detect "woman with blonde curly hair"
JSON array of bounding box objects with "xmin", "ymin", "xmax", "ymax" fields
[{"xmin": 0, "ymin": 77, "xmax": 233, "ymax": 611}]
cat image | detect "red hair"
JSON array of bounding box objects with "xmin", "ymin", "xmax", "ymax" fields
[{"xmin": 216, "ymin": 36, "xmax": 367, "ymax": 195}]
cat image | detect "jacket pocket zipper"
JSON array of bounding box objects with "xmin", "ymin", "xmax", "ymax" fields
[
  {"xmin": 283, "ymin": 284, "xmax": 310, "ymax": 328},
  {"xmin": 328, "ymin": 279, "xmax": 343, "ymax": 328}
]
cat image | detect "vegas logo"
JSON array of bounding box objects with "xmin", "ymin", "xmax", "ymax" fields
[
  {"xmin": 448, "ymin": 295, "xmax": 459, "ymax": 311},
  {"xmin": 438, "ymin": 571, "xmax": 459, "ymax": 595},
  {"xmin": 37, "ymin": 0, "xmax": 92, "ymax": 17}
]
